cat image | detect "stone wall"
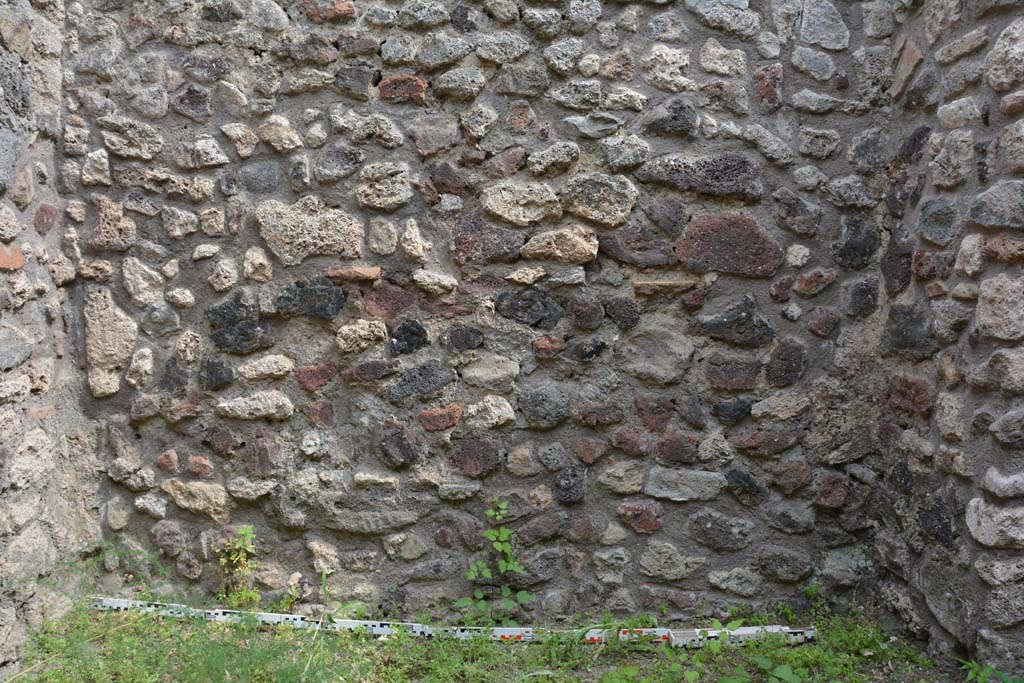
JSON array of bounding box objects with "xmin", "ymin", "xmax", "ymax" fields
[
  {"xmin": 1, "ymin": 0, "xmax": 1023, "ymax": 673},
  {"xmin": 1, "ymin": 0, "xmax": 105, "ymax": 675}
]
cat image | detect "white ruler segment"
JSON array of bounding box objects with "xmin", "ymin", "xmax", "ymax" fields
[{"xmin": 91, "ymin": 597, "xmax": 815, "ymax": 648}]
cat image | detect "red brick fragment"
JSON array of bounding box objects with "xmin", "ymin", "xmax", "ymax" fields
[
  {"xmin": 296, "ymin": 364, "xmax": 338, "ymax": 393},
  {"xmin": 418, "ymin": 404, "xmax": 462, "ymax": 431},
  {"xmin": 156, "ymin": 449, "xmax": 179, "ymax": 473},
  {"xmin": 378, "ymin": 74, "xmax": 428, "ymax": 104},
  {"xmin": 0, "ymin": 245, "xmax": 25, "ymax": 271}
]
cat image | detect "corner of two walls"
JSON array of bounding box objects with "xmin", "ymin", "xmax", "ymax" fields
[{"xmin": 1, "ymin": 0, "xmax": 106, "ymax": 675}]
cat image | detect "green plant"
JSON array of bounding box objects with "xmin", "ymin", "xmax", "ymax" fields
[
  {"xmin": 961, "ymin": 660, "xmax": 1024, "ymax": 683},
  {"xmin": 454, "ymin": 498, "xmax": 535, "ymax": 624},
  {"xmin": 216, "ymin": 525, "xmax": 260, "ymax": 609}
]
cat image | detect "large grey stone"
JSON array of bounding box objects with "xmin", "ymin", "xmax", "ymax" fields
[{"xmin": 644, "ymin": 467, "xmax": 727, "ymax": 501}]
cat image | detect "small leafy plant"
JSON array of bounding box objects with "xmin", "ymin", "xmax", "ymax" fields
[
  {"xmin": 455, "ymin": 499, "xmax": 535, "ymax": 624},
  {"xmin": 217, "ymin": 525, "xmax": 260, "ymax": 609},
  {"xmin": 961, "ymin": 660, "xmax": 1024, "ymax": 683}
]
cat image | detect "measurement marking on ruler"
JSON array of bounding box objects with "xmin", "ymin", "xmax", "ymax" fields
[{"xmin": 91, "ymin": 597, "xmax": 815, "ymax": 649}]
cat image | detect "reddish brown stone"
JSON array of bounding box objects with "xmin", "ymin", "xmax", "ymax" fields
[
  {"xmin": 378, "ymin": 74, "xmax": 428, "ymax": 104},
  {"xmin": 815, "ymin": 473, "xmax": 850, "ymax": 508},
  {"xmin": 296, "ymin": 364, "xmax": 338, "ymax": 393},
  {"xmin": 299, "ymin": 0, "xmax": 356, "ymax": 22},
  {"xmin": 793, "ymin": 268, "xmax": 836, "ymax": 297},
  {"xmin": 533, "ymin": 335, "xmax": 566, "ymax": 359},
  {"xmin": 482, "ymin": 146, "xmax": 526, "ymax": 179},
  {"xmin": 618, "ymin": 499, "xmax": 663, "ymax": 534},
  {"xmin": 418, "ymin": 403, "xmax": 462, "ymax": 431},
  {"xmin": 301, "ymin": 401, "xmax": 335, "ymax": 426},
  {"xmin": 245, "ymin": 427, "xmax": 280, "ymax": 475},
  {"xmin": 680, "ymin": 282, "xmax": 712, "ymax": 311},
  {"xmin": 0, "ymin": 245, "xmax": 25, "ymax": 271},
  {"xmin": 33, "ymin": 203, "xmax": 58, "ymax": 236},
  {"xmin": 366, "ymin": 282, "xmax": 414, "ymax": 320},
  {"xmin": 674, "ymin": 214, "xmax": 783, "ymax": 278},
  {"xmin": 155, "ymin": 449, "xmax": 179, "ymax": 473},
  {"xmin": 187, "ymin": 454, "xmax": 215, "ymax": 478},
  {"xmin": 887, "ymin": 375, "xmax": 935, "ymax": 417},
  {"xmin": 507, "ymin": 101, "xmax": 536, "ymax": 132},
  {"xmin": 706, "ymin": 352, "xmax": 761, "ymax": 392},
  {"xmin": 449, "ymin": 437, "xmax": 501, "ymax": 478},
  {"xmin": 577, "ymin": 436, "xmax": 609, "ymax": 464},
  {"xmin": 325, "ymin": 266, "xmax": 381, "ymax": 282},
  {"xmin": 653, "ymin": 430, "xmax": 700, "ymax": 466},
  {"xmin": 204, "ymin": 425, "xmax": 240, "ymax": 456},
  {"xmin": 753, "ymin": 63, "xmax": 783, "ymax": 112},
  {"xmin": 770, "ymin": 458, "xmax": 812, "ymax": 494},
  {"xmin": 575, "ymin": 403, "xmax": 625, "ymax": 427},
  {"xmin": 163, "ymin": 402, "xmax": 201, "ymax": 423},
  {"xmin": 806, "ymin": 306, "xmax": 841, "ymax": 338},
  {"xmin": 730, "ymin": 427, "xmax": 804, "ymax": 458},
  {"xmin": 770, "ymin": 276, "xmax": 793, "ymax": 302},
  {"xmin": 635, "ymin": 394, "xmax": 674, "ymax": 431},
  {"xmin": 610, "ymin": 426, "xmax": 651, "ymax": 457}
]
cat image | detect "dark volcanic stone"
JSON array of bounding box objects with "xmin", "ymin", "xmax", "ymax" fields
[
  {"xmin": 688, "ymin": 509, "xmax": 753, "ymax": 550},
  {"xmin": 564, "ymin": 295, "xmax": 604, "ymax": 330},
  {"xmin": 449, "ymin": 437, "xmax": 501, "ymax": 478},
  {"xmin": 599, "ymin": 225, "xmax": 678, "ymax": 267},
  {"xmin": 766, "ymin": 338, "xmax": 807, "ymax": 387},
  {"xmin": 711, "ymin": 398, "xmax": 753, "ymax": 425},
  {"xmin": 150, "ymin": 520, "xmax": 186, "ymax": 557},
  {"xmin": 496, "ymin": 288, "xmax": 564, "ymax": 330},
  {"xmin": 918, "ymin": 198, "xmax": 960, "ymax": 247},
  {"xmin": 170, "ymin": 82, "xmax": 212, "ymax": 122},
  {"xmin": 314, "ymin": 140, "xmax": 365, "ymax": 183},
  {"xmin": 199, "ymin": 356, "xmax": 234, "ymax": 391},
  {"xmin": 207, "ymin": 292, "xmax": 273, "ymax": 355},
  {"xmin": 882, "ymin": 238, "xmax": 914, "ymax": 296},
  {"xmin": 275, "ymin": 277, "xmax": 347, "ymax": 319},
  {"xmin": 843, "ymin": 278, "xmax": 879, "ymax": 318},
  {"xmin": 334, "ymin": 64, "xmax": 378, "ymax": 101},
  {"xmin": 635, "ymin": 152, "xmax": 762, "ymax": 200},
  {"xmin": 604, "ymin": 297, "xmax": 641, "ymax": 329},
  {"xmin": 520, "ymin": 384, "xmax": 571, "ymax": 429},
  {"xmin": 644, "ymin": 95, "xmax": 699, "ymax": 136},
  {"xmin": 566, "ymin": 336, "xmax": 606, "ymax": 362},
  {"xmin": 831, "ymin": 215, "xmax": 880, "ymax": 270},
  {"xmin": 694, "ymin": 296, "xmax": 775, "ymax": 348},
  {"xmin": 772, "ymin": 187, "xmax": 822, "ymax": 236},
  {"xmin": 756, "ymin": 546, "xmax": 813, "ymax": 582},
  {"xmin": 345, "ymin": 359, "xmax": 400, "ymax": 383},
  {"xmin": 554, "ymin": 463, "xmax": 586, "ymax": 504},
  {"xmin": 452, "ymin": 213, "xmax": 524, "ymax": 263},
  {"xmin": 706, "ymin": 352, "xmax": 761, "ymax": 391},
  {"xmin": 806, "ymin": 306, "xmax": 842, "ymax": 338},
  {"xmin": 390, "ymin": 319, "xmax": 429, "ymax": 355},
  {"xmin": 441, "ymin": 324, "xmax": 484, "ymax": 352},
  {"xmin": 883, "ymin": 303, "xmax": 938, "ymax": 360},
  {"xmin": 640, "ymin": 195, "xmax": 691, "ymax": 238},
  {"xmin": 387, "ymin": 359, "xmax": 457, "ymax": 401},
  {"xmin": 239, "ymin": 161, "xmax": 283, "ymax": 194},
  {"xmin": 675, "ymin": 213, "xmax": 783, "ymax": 277},
  {"xmin": 378, "ymin": 421, "xmax": 422, "ymax": 469},
  {"xmin": 725, "ymin": 468, "xmax": 770, "ymax": 506}
]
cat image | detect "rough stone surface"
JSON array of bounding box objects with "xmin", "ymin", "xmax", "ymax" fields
[{"xmin": 1, "ymin": 0, "xmax": 1021, "ymax": 671}]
